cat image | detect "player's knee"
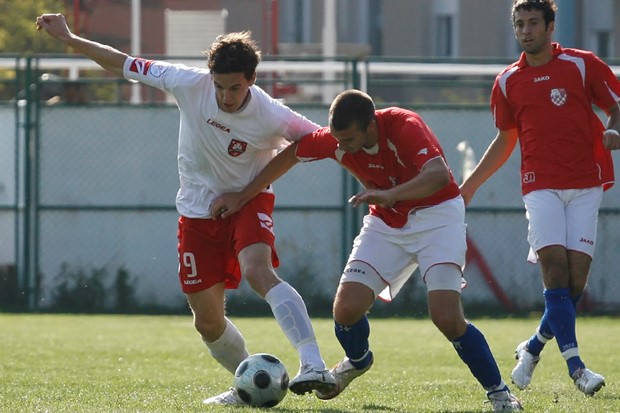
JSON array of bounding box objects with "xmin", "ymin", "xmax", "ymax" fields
[
  {"xmin": 333, "ymin": 291, "xmax": 370, "ymax": 325},
  {"xmin": 427, "ymin": 288, "xmax": 467, "ymax": 340},
  {"xmin": 244, "ymin": 267, "xmax": 280, "ymax": 297},
  {"xmin": 430, "ymin": 310, "xmax": 466, "ymax": 340},
  {"xmin": 333, "ymin": 265, "xmax": 377, "ymax": 326},
  {"xmin": 194, "ymin": 314, "xmax": 226, "ymax": 342}
]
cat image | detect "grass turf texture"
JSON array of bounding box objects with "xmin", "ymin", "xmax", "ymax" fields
[{"xmin": 1, "ymin": 314, "xmax": 619, "ymax": 412}]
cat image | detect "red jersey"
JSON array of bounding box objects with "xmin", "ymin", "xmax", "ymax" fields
[
  {"xmin": 491, "ymin": 43, "xmax": 618, "ymax": 195},
  {"xmin": 296, "ymin": 107, "xmax": 460, "ymax": 228}
]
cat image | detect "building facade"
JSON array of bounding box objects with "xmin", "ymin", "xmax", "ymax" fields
[{"xmin": 70, "ymin": 0, "xmax": 620, "ymax": 60}]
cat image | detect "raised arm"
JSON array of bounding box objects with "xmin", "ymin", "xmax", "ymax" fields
[
  {"xmin": 459, "ymin": 128, "xmax": 519, "ymax": 206},
  {"xmin": 36, "ymin": 13, "xmax": 128, "ymax": 77},
  {"xmin": 210, "ymin": 142, "xmax": 302, "ymax": 218}
]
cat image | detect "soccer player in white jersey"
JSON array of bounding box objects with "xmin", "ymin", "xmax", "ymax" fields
[
  {"xmin": 460, "ymin": 0, "xmax": 620, "ymax": 399},
  {"xmin": 211, "ymin": 89, "xmax": 523, "ymax": 412},
  {"xmin": 36, "ymin": 13, "xmax": 336, "ymax": 405}
]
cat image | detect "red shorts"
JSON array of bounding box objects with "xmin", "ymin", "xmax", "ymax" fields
[{"xmin": 177, "ymin": 192, "xmax": 279, "ymax": 293}]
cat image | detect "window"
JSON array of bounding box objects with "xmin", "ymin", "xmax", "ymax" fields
[
  {"xmin": 279, "ymin": 0, "xmax": 313, "ymax": 43},
  {"xmin": 595, "ymin": 31, "xmax": 611, "ymax": 59},
  {"xmin": 435, "ymin": 15, "xmax": 453, "ymax": 57},
  {"xmin": 432, "ymin": 0, "xmax": 458, "ymax": 57}
]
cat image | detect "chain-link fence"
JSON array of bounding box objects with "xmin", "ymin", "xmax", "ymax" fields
[{"xmin": 2, "ymin": 55, "xmax": 620, "ymax": 315}]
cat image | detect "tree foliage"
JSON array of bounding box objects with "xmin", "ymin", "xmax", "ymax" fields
[{"xmin": 0, "ymin": 0, "xmax": 68, "ymax": 54}]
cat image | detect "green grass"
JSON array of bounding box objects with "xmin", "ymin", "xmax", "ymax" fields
[{"xmin": 1, "ymin": 314, "xmax": 619, "ymax": 412}]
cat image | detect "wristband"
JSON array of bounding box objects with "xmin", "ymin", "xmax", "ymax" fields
[{"xmin": 605, "ymin": 129, "xmax": 620, "ymax": 136}]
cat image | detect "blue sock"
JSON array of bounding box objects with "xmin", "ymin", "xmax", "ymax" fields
[
  {"xmin": 451, "ymin": 323, "xmax": 502, "ymax": 391},
  {"xmin": 527, "ymin": 293, "xmax": 582, "ymax": 356},
  {"xmin": 526, "ymin": 307, "xmax": 553, "ymax": 356},
  {"xmin": 543, "ymin": 288, "xmax": 584, "ymax": 376},
  {"xmin": 334, "ymin": 315, "xmax": 372, "ymax": 369}
]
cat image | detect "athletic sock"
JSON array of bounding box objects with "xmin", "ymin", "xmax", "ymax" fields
[
  {"xmin": 543, "ymin": 288, "xmax": 585, "ymax": 376},
  {"xmin": 451, "ymin": 323, "xmax": 502, "ymax": 391},
  {"xmin": 335, "ymin": 315, "xmax": 372, "ymax": 370},
  {"xmin": 526, "ymin": 313, "xmax": 553, "ymax": 356},
  {"xmin": 527, "ymin": 293, "xmax": 582, "ymax": 356},
  {"xmin": 203, "ymin": 317, "xmax": 249, "ymax": 374},
  {"xmin": 265, "ymin": 281, "xmax": 326, "ymax": 370}
]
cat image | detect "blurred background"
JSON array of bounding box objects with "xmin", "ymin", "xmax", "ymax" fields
[{"xmin": 1, "ymin": 0, "xmax": 620, "ymax": 317}]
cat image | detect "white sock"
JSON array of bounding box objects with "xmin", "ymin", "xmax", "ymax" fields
[
  {"xmin": 202, "ymin": 317, "xmax": 249, "ymax": 374},
  {"xmin": 265, "ymin": 281, "xmax": 326, "ymax": 370}
]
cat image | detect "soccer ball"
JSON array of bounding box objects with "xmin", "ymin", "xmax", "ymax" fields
[{"xmin": 234, "ymin": 353, "xmax": 289, "ymax": 407}]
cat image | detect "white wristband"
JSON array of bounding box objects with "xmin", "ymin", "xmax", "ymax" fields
[{"xmin": 605, "ymin": 128, "xmax": 620, "ymax": 136}]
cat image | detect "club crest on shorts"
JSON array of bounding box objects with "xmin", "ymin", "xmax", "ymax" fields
[
  {"xmin": 228, "ymin": 139, "xmax": 248, "ymax": 157},
  {"xmin": 550, "ymin": 88, "xmax": 567, "ymax": 106},
  {"xmin": 257, "ymin": 212, "xmax": 274, "ymax": 234}
]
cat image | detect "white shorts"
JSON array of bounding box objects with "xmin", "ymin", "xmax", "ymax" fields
[
  {"xmin": 340, "ymin": 196, "xmax": 467, "ymax": 301},
  {"xmin": 523, "ymin": 187, "xmax": 602, "ymax": 263}
]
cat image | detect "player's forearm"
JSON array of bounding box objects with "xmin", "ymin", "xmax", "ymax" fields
[
  {"xmin": 37, "ymin": 13, "xmax": 128, "ymax": 77},
  {"xmin": 462, "ymin": 131, "xmax": 516, "ymax": 192},
  {"xmin": 63, "ymin": 34, "xmax": 128, "ymax": 77},
  {"xmin": 239, "ymin": 143, "xmax": 300, "ymax": 203},
  {"xmin": 606, "ymin": 103, "xmax": 620, "ymax": 132},
  {"xmin": 388, "ymin": 158, "xmax": 450, "ymax": 203}
]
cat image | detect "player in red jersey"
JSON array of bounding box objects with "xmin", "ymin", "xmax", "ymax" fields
[
  {"xmin": 460, "ymin": 0, "xmax": 620, "ymax": 398},
  {"xmin": 211, "ymin": 89, "xmax": 522, "ymax": 411}
]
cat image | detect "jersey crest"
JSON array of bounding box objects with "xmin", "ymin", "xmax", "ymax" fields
[
  {"xmin": 228, "ymin": 139, "xmax": 248, "ymax": 157},
  {"xmin": 550, "ymin": 88, "xmax": 567, "ymax": 106}
]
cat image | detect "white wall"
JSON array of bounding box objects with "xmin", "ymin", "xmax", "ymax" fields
[{"xmin": 3, "ymin": 105, "xmax": 620, "ymax": 311}]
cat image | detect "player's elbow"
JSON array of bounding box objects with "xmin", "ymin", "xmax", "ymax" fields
[{"xmin": 432, "ymin": 167, "xmax": 451, "ymax": 190}]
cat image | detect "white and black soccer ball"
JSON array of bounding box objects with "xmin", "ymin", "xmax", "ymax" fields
[{"xmin": 234, "ymin": 353, "xmax": 289, "ymax": 407}]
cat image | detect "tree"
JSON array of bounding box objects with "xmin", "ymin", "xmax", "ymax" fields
[{"xmin": 0, "ymin": 0, "xmax": 68, "ymax": 54}]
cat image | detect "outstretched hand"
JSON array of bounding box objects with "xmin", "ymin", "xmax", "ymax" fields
[
  {"xmin": 603, "ymin": 129, "xmax": 620, "ymax": 150},
  {"xmin": 35, "ymin": 13, "xmax": 72, "ymax": 41},
  {"xmin": 209, "ymin": 192, "xmax": 246, "ymax": 219},
  {"xmin": 349, "ymin": 188, "xmax": 395, "ymax": 208}
]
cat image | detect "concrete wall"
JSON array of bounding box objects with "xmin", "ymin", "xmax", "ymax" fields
[{"xmin": 2, "ymin": 104, "xmax": 620, "ymax": 311}]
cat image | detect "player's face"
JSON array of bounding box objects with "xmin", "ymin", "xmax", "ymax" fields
[
  {"xmin": 331, "ymin": 122, "xmax": 377, "ymax": 153},
  {"xmin": 513, "ymin": 9, "xmax": 553, "ymax": 55},
  {"xmin": 212, "ymin": 72, "xmax": 255, "ymax": 113}
]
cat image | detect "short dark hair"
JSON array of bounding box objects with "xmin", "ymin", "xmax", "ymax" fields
[
  {"xmin": 512, "ymin": 0, "xmax": 557, "ymax": 28},
  {"xmin": 329, "ymin": 89, "xmax": 376, "ymax": 132},
  {"xmin": 204, "ymin": 31, "xmax": 261, "ymax": 80}
]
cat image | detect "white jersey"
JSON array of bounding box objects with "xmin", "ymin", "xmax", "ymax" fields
[{"xmin": 122, "ymin": 57, "xmax": 319, "ymax": 218}]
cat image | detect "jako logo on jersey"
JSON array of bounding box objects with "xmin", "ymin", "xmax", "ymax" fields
[
  {"xmin": 257, "ymin": 213, "xmax": 274, "ymax": 233},
  {"xmin": 550, "ymin": 88, "xmax": 567, "ymax": 106},
  {"xmin": 534, "ymin": 75, "xmax": 550, "ymax": 82},
  {"xmin": 368, "ymin": 163, "xmax": 383, "ymax": 169},
  {"xmin": 228, "ymin": 139, "xmax": 247, "ymax": 157},
  {"xmin": 523, "ymin": 172, "xmax": 535, "ymax": 183},
  {"xmin": 207, "ymin": 119, "xmax": 231, "ymax": 133},
  {"xmin": 128, "ymin": 58, "xmax": 153, "ymax": 75},
  {"xmin": 580, "ymin": 237, "xmax": 594, "ymax": 245}
]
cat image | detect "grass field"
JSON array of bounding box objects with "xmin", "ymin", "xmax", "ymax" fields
[{"xmin": 1, "ymin": 314, "xmax": 618, "ymax": 413}]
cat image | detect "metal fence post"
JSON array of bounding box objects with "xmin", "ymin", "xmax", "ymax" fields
[{"xmin": 21, "ymin": 56, "xmax": 40, "ymax": 310}]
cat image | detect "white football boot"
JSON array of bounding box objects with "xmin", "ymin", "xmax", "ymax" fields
[
  {"xmin": 315, "ymin": 352, "xmax": 374, "ymax": 400},
  {"xmin": 573, "ymin": 368, "xmax": 605, "ymax": 396},
  {"xmin": 202, "ymin": 387, "xmax": 246, "ymax": 405},
  {"xmin": 486, "ymin": 386, "xmax": 523, "ymax": 412},
  {"xmin": 288, "ymin": 366, "xmax": 336, "ymax": 395},
  {"xmin": 511, "ymin": 340, "xmax": 540, "ymax": 390}
]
